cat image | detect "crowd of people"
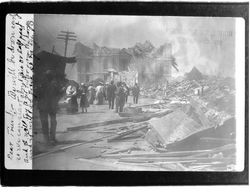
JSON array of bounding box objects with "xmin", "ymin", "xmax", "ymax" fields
[
  {"xmin": 64, "ymin": 80, "xmax": 140, "ymax": 114},
  {"xmin": 35, "ymin": 69, "xmax": 140, "ymax": 145}
]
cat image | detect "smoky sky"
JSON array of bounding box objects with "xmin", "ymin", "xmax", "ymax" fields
[{"xmin": 34, "ymin": 14, "xmax": 236, "ymax": 77}]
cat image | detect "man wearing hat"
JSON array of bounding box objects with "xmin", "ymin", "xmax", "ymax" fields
[
  {"xmin": 115, "ymin": 81, "xmax": 126, "ymax": 113},
  {"xmin": 107, "ymin": 80, "xmax": 116, "ymax": 109},
  {"xmin": 36, "ymin": 70, "xmax": 62, "ymax": 144},
  {"xmin": 79, "ymin": 83, "xmax": 89, "ymax": 113}
]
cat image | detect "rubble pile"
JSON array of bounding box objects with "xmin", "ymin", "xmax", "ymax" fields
[
  {"xmin": 141, "ymin": 78, "xmax": 234, "ymax": 132},
  {"xmin": 141, "ymin": 67, "xmax": 233, "ymax": 104},
  {"xmin": 34, "ymin": 67, "xmax": 237, "ymax": 171},
  {"xmin": 201, "ymin": 77, "xmax": 235, "ymax": 115},
  {"xmin": 141, "ymin": 73, "xmax": 235, "ymax": 113}
]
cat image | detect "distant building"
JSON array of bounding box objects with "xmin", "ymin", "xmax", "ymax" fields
[
  {"xmin": 70, "ymin": 41, "xmax": 176, "ymax": 85},
  {"xmin": 128, "ymin": 42, "xmax": 174, "ymax": 84},
  {"xmin": 72, "ymin": 42, "xmax": 131, "ymax": 83}
]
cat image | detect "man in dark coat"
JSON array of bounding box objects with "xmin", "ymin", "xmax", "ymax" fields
[
  {"xmin": 79, "ymin": 83, "xmax": 89, "ymax": 113},
  {"xmin": 107, "ymin": 80, "xmax": 116, "ymax": 109},
  {"xmin": 132, "ymin": 83, "xmax": 140, "ymax": 104},
  {"xmin": 115, "ymin": 82, "xmax": 126, "ymax": 113},
  {"xmin": 122, "ymin": 82, "xmax": 129, "ymax": 103},
  {"xmin": 36, "ymin": 70, "xmax": 63, "ymax": 144},
  {"xmin": 34, "ymin": 51, "xmax": 76, "ymax": 144}
]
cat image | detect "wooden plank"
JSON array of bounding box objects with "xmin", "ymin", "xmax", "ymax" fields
[
  {"xmin": 118, "ymin": 157, "xmax": 235, "ymax": 163},
  {"xmin": 105, "ymin": 146, "xmax": 143, "ymax": 154},
  {"xmin": 188, "ymin": 143, "xmax": 236, "ymax": 158},
  {"xmin": 116, "ymin": 122, "xmax": 149, "ymax": 134},
  {"xmin": 128, "ymin": 103, "xmax": 166, "ymax": 109},
  {"xmin": 75, "ymin": 158, "xmax": 167, "ymax": 171},
  {"xmin": 67, "ymin": 118, "xmax": 133, "ymax": 131},
  {"xmin": 96, "ymin": 131, "xmax": 117, "ymax": 134},
  {"xmin": 119, "ymin": 109, "xmax": 172, "ymax": 118},
  {"xmin": 33, "ymin": 134, "xmax": 115, "ymax": 159},
  {"xmin": 149, "ymin": 109, "xmax": 173, "ymax": 118},
  {"xmin": 102, "ymin": 149, "xmax": 213, "ymax": 158},
  {"xmin": 188, "ymin": 165, "xmax": 212, "ymax": 170},
  {"xmin": 102, "ymin": 144, "xmax": 235, "ymax": 159},
  {"xmin": 108, "ymin": 126, "xmax": 148, "ymax": 142},
  {"xmin": 200, "ymin": 137, "xmax": 236, "ymax": 142},
  {"xmin": 119, "ymin": 159, "xmax": 197, "ymax": 164}
]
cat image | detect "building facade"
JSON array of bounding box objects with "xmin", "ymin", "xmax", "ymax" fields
[
  {"xmin": 73, "ymin": 42, "xmax": 132, "ymax": 83},
  {"xmin": 131, "ymin": 43, "xmax": 173, "ymax": 85},
  {"xmin": 70, "ymin": 41, "xmax": 174, "ymax": 85}
]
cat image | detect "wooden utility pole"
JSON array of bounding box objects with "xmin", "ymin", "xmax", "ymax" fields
[{"xmin": 57, "ymin": 30, "xmax": 77, "ymax": 57}]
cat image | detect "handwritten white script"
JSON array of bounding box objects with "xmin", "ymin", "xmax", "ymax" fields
[{"xmin": 5, "ymin": 14, "xmax": 33, "ymax": 169}]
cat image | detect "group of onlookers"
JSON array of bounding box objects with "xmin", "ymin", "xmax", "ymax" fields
[
  {"xmin": 35, "ymin": 69, "xmax": 140, "ymax": 144},
  {"xmin": 65, "ymin": 80, "xmax": 140, "ymax": 114}
]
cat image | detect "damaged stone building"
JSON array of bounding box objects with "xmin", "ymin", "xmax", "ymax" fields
[
  {"xmin": 72, "ymin": 42, "xmax": 132, "ymax": 83},
  {"xmin": 70, "ymin": 41, "xmax": 177, "ymax": 85},
  {"xmin": 128, "ymin": 41, "xmax": 176, "ymax": 85}
]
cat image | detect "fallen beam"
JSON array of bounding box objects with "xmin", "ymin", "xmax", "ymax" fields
[
  {"xmin": 188, "ymin": 143, "xmax": 236, "ymax": 158},
  {"xmin": 129, "ymin": 102, "xmax": 169, "ymax": 109},
  {"xmin": 149, "ymin": 109, "xmax": 173, "ymax": 118},
  {"xmin": 102, "ymin": 149, "xmax": 213, "ymax": 159},
  {"xmin": 107, "ymin": 124, "xmax": 149, "ymax": 142},
  {"xmin": 75, "ymin": 158, "xmax": 168, "ymax": 171},
  {"xmin": 33, "ymin": 134, "xmax": 116, "ymax": 159},
  {"xmin": 67, "ymin": 118, "xmax": 133, "ymax": 131},
  {"xmin": 120, "ymin": 159, "xmax": 197, "ymax": 164},
  {"xmin": 102, "ymin": 144, "xmax": 235, "ymax": 159},
  {"xmin": 67, "ymin": 110, "xmax": 172, "ymax": 132},
  {"xmin": 118, "ymin": 157, "xmax": 235, "ymax": 164},
  {"xmin": 106, "ymin": 146, "xmax": 143, "ymax": 154},
  {"xmin": 200, "ymin": 137, "xmax": 236, "ymax": 142}
]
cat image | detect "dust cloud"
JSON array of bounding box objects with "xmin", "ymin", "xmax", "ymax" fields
[{"xmin": 35, "ymin": 15, "xmax": 235, "ymax": 78}]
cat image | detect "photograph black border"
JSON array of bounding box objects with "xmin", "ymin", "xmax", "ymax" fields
[{"xmin": 1, "ymin": 1, "xmax": 248, "ymax": 186}]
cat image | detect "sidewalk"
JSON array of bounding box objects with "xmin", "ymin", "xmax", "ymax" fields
[
  {"xmin": 33, "ymin": 96, "xmax": 158, "ymax": 156},
  {"xmin": 33, "ymin": 96, "xmax": 158, "ymax": 133}
]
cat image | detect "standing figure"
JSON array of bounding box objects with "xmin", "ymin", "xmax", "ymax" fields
[
  {"xmin": 95, "ymin": 82, "xmax": 104, "ymax": 105},
  {"xmin": 123, "ymin": 82, "xmax": 129, "ymax": 103},
  {"xmin": 107, "ymin": 80, "xmax": 116, "ymax": 109},
  {"xmin": 115, "ymin": 82, "xmax": 126, "ymax": 113},
  {"xmin": 36, "ymin": 70, "xmax": 62, "ymax": 144},
  {"xmin": 132, "ymin": 83, "xmax": 140, "ymax": 104},
  {"xmin": 103, "ymin": 83, "xmax": 108, "ymax": 101},
  {"xmin": 88, "ymin": 84, "xmax": 95, "ymax": 104},
  {"xmin": 66, "ymin": 84, "xmax": 78, "ymax": 113},
  {"xmin": 79, "ymin": 83, "xmax": 89, "ymax": 113}
]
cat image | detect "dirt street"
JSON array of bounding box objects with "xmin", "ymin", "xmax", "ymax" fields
[{"xmin": 33, "ymin": 96, "xmax": 160, "ymax": 170}]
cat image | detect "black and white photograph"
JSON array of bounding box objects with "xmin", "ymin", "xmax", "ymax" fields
[{"xmin": 29, "ymin": 14, "xmax": 245, "ymax": 171}]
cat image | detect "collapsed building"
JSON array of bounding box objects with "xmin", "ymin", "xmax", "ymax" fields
[
  {"xmin": 128, "ymin": 41, "xmax": 178, "ymax": 85},
  {"xmin": 69, "ymin": 41, "xmax": 178, "ymax": 85},
  {"xmin": 71, "ymin": 42, "xmax": 131, "ymax": 83}
]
